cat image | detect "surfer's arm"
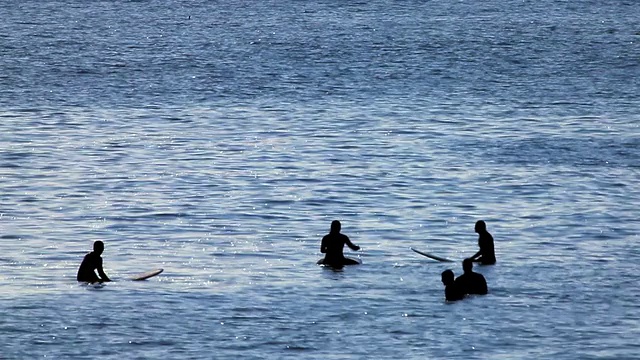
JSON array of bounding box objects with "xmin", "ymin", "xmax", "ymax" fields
[
  {"xmin": 96, "ymin": 258, "xmax": 111, "ymax": 282},
  {"xmin": 320, "ymin": 236, "xmax": 328, "ymax": 253},
  {"xmin": 469, "ymin": 250, "xmax": 482, "ymax": 261},
  {"xmin": 97, "ymin": 268, "xmax": 111, "ymax": 282},
  {"xmin": 345, "ymin": 237, "xmax": 360, "ymax": 251}
]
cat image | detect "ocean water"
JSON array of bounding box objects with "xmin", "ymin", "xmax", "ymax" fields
[{"xmin": 1, "ymin": 0, "xmax": 638, "ymax": 359}]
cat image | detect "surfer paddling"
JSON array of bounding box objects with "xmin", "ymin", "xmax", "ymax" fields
[
  {"xmin": 317, "ymin": 220, "xmax": 361, "ymax": 267},
  {"xmin": 77, "ymin": 240, "xmax": 111, "ymax": 283},
  {"xmin": 468, "ymin": 220, "xmax": 496, "ymax": 265}
]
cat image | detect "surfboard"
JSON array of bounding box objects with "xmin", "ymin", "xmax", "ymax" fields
[
  {"xmin": 83, "ymin": 282, "xmax": 106, "ymax": 289},
  {"xmin": 410, "ymin": 248, "xmax": 454, "ymax": 262},
  {"xmin": 129, "ymin": 268, "xmax": 164, "ymax": 281},
  {"xmin": 317, "ymin": 257, "xmax": 361, "ymax": 266}
]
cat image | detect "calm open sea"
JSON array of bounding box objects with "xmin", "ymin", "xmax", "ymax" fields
[{"xmin": 1, "ymin": 0, "xmax": 638, "ymax": 359}]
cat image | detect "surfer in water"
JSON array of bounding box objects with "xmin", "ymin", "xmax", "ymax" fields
[
  {"xmin": 441, "ymin": 269, "xmax": 465, "ymax": 301},
  {"xmin": 455, "ymin": 259, "xmax": 488, "ymax": 295},
  {"xmin": 77, "ymin": 240, "xmax": 111, "ymax": 283},
  {"xmin": 468, "ymin": 220, "xmax": 496, "ymax": 265},
  {"xmin": 318, "ymin": 220, "xmax": 361, "ymax": 267}
]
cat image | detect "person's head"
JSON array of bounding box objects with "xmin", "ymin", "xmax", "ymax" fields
[
  {"xmin": 462, "ymin": 258, "xmax": 473, "ymax": 273},
  {"xmin": 330, "ymin": 220, "xmax": 341, "ymax": 233},
  {"xmin": 441, "ymin": 269, "xmax": 455, "ymax": 286},
  {"xmin": 474, "ymin": 220, "xmax": 486, "ymax": 233},
  {"xmin": 93, "ymin": 240, "xmax": 104, "ymax": 255}
]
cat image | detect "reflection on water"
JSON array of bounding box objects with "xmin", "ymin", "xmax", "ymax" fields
[
  {"xmin": 1, "ymin": 102, "xmax": 638, "ymax": 358},
  {"xmin": 1, "ymin": 0, "xmax": 639, "ymax": 357}
]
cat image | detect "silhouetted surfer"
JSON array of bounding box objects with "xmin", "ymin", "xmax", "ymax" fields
[
  {"xmin": 468, "ymin": 220, "xmax": 496, "ymax": 265},
  {"xmin": 318, "ymin": 220, "xmax": 360, "ymax": 267},
  {"xmin": 77, "ymin": 241, "xmax": 111, "ymax": 283},
  {"xmin": 455, "ymin": 259, "xmax": 488, "ymax": 295},
  {"xmin": 441, "ymin": 270, "xmax": 465, "ymax": 301}
]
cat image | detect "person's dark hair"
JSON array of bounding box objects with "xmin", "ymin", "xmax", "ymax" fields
[
  {"xmin": 441, "ymin": 269, "xmax": 455, "ymax": 284},
  {"xmin": 462, "ymin": 258, "xmax": 473, "ymax": 272},
  {"xmin": 330, "ymin": 220, "xmax": 341, "ymax": 233},
  {"xmin": 475, "ymin": 220, "xmax": 486, "ymax": 232},
  {"xmin": 93, "ymin": 240, "xmax": 104, "ymax": 254}
]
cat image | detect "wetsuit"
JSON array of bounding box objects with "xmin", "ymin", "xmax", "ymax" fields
[
  {"xmin": 318, "ymin": 232, "xmax": 359, "ymax": 266},
  {"xmin": 455, "ymin": 272, "xmax": 488, "ymax": 295},
  {"xmin": 77, "ymin": 252, "xmax": 110, "ymax": 283},
  {"xmin": 445, "ymin": 282, "xmax": 465, "ymax": 301},
  {"xmin": 477, "ymin": 231, "xmax": 496, "ymax": 265}
]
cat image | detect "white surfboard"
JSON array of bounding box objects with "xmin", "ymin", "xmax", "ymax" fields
[
  {"xmin": 410, "ymin": 247, "xmax": 454, "ymax": 262},
  {"xmin": 129, "ymin": 268, "xmax": 164, "ymax": 281}
]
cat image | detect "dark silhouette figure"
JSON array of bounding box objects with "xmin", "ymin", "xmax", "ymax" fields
[
  {"xmin": 317, "ymin": 220, "xmax": 360, "ymax": 267},
  {"xmin": 469, "ymin": 220, "xmax": 496, "ymax": 265},
  {"xmin": 441, "ymin": 269, "xmax": 465, "ymax": 301},
  {"xmin": 77, "ymin": 241, "xmax": 111, "ymax": 283},
  {"xmin": 455, "ymin": 259, "xmax": 488, "ymax": 295}
]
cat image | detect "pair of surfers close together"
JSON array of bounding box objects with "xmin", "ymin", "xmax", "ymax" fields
[{"xmin": 318, "ymin": 219, "xmax": 495, "ymax": 302}]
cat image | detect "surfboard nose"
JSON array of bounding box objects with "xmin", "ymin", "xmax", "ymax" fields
[{"xmin": 130, "ymin": 268, "xmax": 164, "ymax": 281}]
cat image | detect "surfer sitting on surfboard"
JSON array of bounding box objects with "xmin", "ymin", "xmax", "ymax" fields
[
  {"xmin": 77, "ymin": 240, "xmax": 111, "ymax": 283},
  {"xmin": 468, "ymin": 220, "xmax": 496, "ymax": 265},
  {"xmin": 317, "ymin": 220, "xmax": 361, "ymax": 266}
]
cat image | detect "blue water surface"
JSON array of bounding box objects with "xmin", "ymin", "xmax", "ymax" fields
[{"xmin": 1, "ymin": 0, "xmax": 638, "ymax": 359}]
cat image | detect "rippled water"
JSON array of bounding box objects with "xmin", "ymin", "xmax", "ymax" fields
[{"xmin": 1, "ymin": 0, "xmax": 639, "ymax": 359}]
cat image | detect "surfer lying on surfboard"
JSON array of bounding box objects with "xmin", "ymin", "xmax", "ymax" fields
[
  {"xmin": 317, "ymin": 220, "xmax": 361, "ymax": 267},
  {"xmin": 77, "ymin": 240, "xmax": 111, "ymax": 283}
]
